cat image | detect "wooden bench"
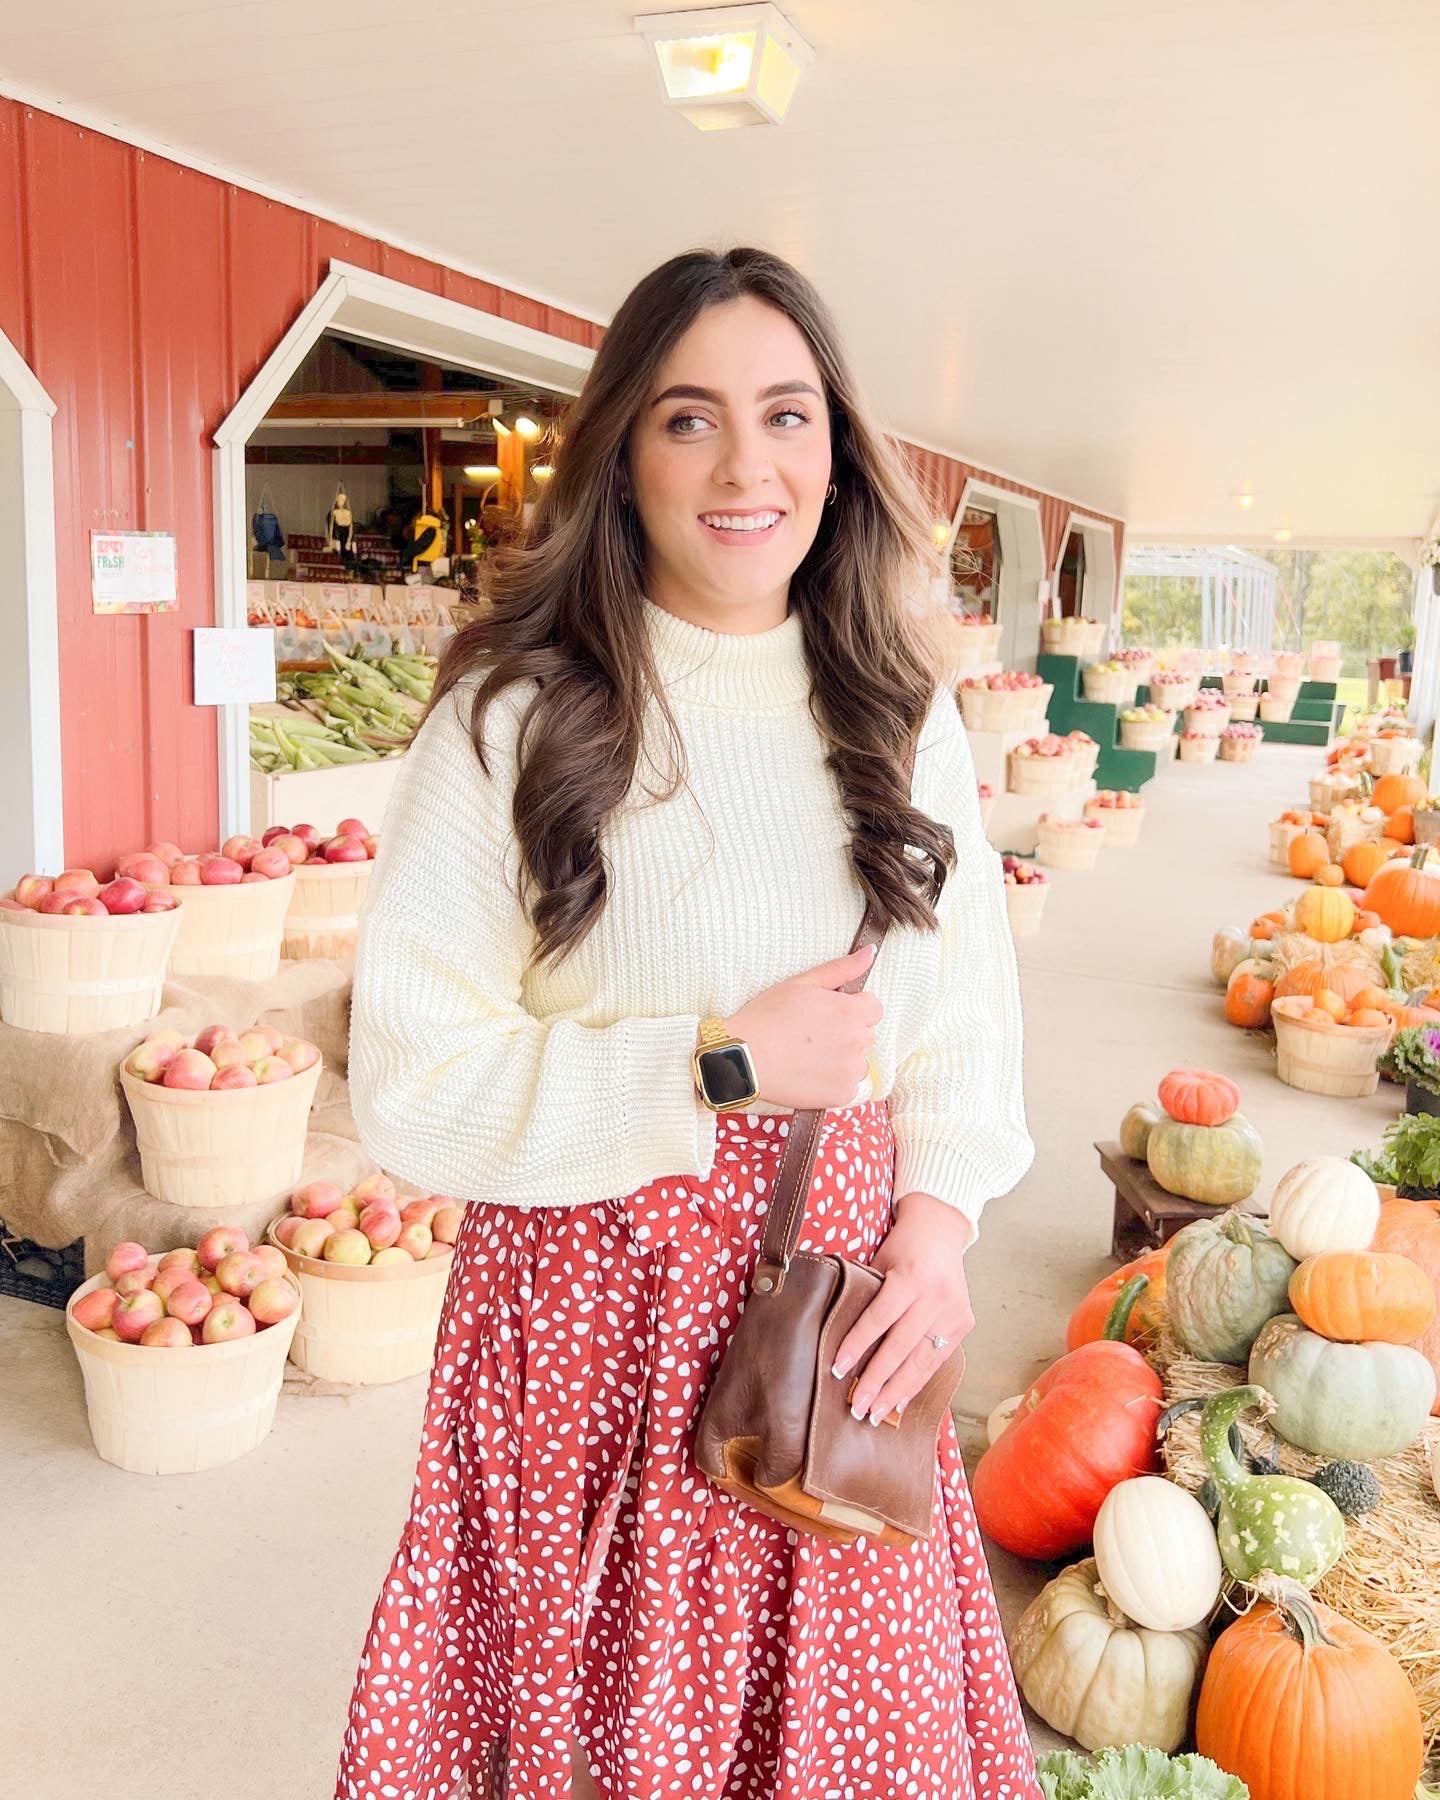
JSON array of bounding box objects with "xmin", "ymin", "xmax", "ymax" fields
[{"xmin": 1095, "ymin": 1140, "xmax": 1263, "ymax": 1259}]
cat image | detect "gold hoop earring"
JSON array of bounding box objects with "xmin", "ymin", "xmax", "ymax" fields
[{"xmin": 825, "ymin": 483, "xmax": 838, "ymax": 506}]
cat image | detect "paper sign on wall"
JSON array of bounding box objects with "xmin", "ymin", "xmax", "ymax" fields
[
  {"xmin": 193, "ymin": 629, "xmax": 278, "ymax": 707},
  {"xmin": 91, "ymin": 531, "xmax": 178, "ymax": 614}
]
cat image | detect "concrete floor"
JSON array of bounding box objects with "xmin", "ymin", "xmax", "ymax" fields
[{"xmin": 3, "ymin": 742, "xmax": 1399, "ymax": 1799}]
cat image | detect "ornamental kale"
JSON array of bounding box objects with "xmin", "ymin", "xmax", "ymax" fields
[
  {"xmin": 1379, "ymin": 1026, "xmax": 1440, "ymax": 1096},
  {"xmin": 1036, "ymin": 1745, "xmax": 1248, "ymax": 1799}
]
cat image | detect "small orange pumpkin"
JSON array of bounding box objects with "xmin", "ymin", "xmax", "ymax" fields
[
  {"xmin": 1287, "ymin": 832, "xmax": 1330, "ymax": 879},
  {"xmin": 1383, "ymin": 805, "xmax": 1415, "ymax": 845},
  {"xmin": 1273, "ymin": 957, "xmax": 1376, "ymax": 1005},
  {"xmin": 1351, "ymin": 908, "xmax": 1382, "ymax": 934},
  {"xmin": 1226, "ymin": 962, "xmax": 1277, "ymax": 1029},
  {"xmin": 1342, "ymin": 840, "xmax": 1398, "ymax": 889},
  {"xmin": 1289, "ymin": 1249, "xmax": 1437, "ymax": 1343},
  {"xmin": 1313, "ymin": 862, "xmax": 1345, "ymax": 886},
  {"xmin": 1344, "ymin": 1007, "xmax": 1391, "ymax": 1029},
  {"xmin": 1362, "ymin": 846, "xmax": 1440, "ymax": 939},
  {"xmin": 1372, "ymin": 772, "xmax": 1427, "ymax": 815}
]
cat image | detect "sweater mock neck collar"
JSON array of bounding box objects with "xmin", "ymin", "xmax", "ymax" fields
[{"xmin": 641, "ymin": 598, "xmax": 812, "ymax": 712}]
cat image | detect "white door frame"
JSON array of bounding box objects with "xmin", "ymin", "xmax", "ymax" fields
[
  {"xmin": 212, "ymin": 261, "xmax": 596, "ymax": 839},
  {"xmin": 949, "ymin": 480, "xmax": 1047, "ymax": 670},
  {"xmin": 1055, "ymin": 511, "xmax": 1120, "ymax": 650},
  {"xmin": 0, "ymin": 326, "xmax": 64, "ymax": 876}
]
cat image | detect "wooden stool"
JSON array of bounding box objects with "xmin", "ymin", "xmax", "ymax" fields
[{"xmin": 1096, "ymin": 1140, "xmax": 1260, "ymax": 1259}]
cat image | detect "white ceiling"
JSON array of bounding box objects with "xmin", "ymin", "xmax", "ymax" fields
[{"xmin": 5, "ymin": 0, "xmax": 1439, "ymax": 543}]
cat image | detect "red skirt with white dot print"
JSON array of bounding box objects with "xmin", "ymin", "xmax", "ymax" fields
[{"xmin": 334, "ymin": 1101, "xmax": 1040, "ymax": 1800}]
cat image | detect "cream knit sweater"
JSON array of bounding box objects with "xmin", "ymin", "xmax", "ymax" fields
[{"xmin": 349, "ymin": 599, "xmax": 1032, "ymax": 1232}]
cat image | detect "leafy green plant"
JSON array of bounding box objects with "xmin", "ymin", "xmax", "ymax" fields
[
  {"xmin": 1382, "ymin": 1112, "xmax": 1440, "ymax": 1195},
  {"xmin": 1036, "ymin": 1745, "xmax": 1248, "ymax": 1799},
  {"xmin": 1379, "ymin": 1026, "xmax": 1440, "ymax": 1096},
  {"xmin": 1351, "ymin": 1146, "xmax": 1399, "ymax": 1185}
]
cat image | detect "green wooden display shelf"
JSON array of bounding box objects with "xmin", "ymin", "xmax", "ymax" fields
[
  {"xmin": 1036, "ymin": 654, "xmax": 1158, "ymax": 793},
  {"xmin": 1195, "ymin": 673, "xmax": 1342, "ymax": 746}
]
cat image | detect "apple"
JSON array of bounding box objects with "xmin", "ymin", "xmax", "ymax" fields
[
  {"xmin": 323, "ymin": 1228, "xmax": 373, "ymax": 1266},
  {"xmin": 335, "ymin": 817, "xmax": 369, "ymax": 840},
  {"xmin": 197, "ymin": 1224, "xmax": 249, "ymax": 1271},
  {"xmin": 210, "ymin": 1038, "xmax": 252, "ymax": 1070},
  {"xmin": 359, "ymin": 1204, "xmax": 402, "ymax": 1251},
  {"xmin": 277, "ymin": 1037, "xmax": 320, "ymax": 1074},
  {"xmin": 13, "ymin": 874, "xmax": 54, "ymax": 908},
  {"xmin": 105, "ymin": 1240, "xmax": 151, "ymax": 1281},
  {"xmin": 400, "ymin": 1199, "xmax": 441, "ymax": 1231},
  {"xmin": 290, "ymin": 823, "xmax": 323, "ymax": 852},
  {"xmin": 199, "ymin": 855, "xmax": 244, "ymax": 886},
  {"xmin": 290, "ymin": 1180, "xmax": 343, "ymax": 1219},
  {"xmin": 362, "ymin": 836, "xmax": 379, "ymax": 859},
  {"xmin": 38, "ymin": 891, "xmax": 77, "ymax": 913},
  {"xmin": 142, "ymin": 891, "xmax": 179, "ymax": 913},
  {"xmin": 114, "ymin": 1267, "xmax": 157, "ymax": 1297},
  {"xmin": 249, "ymin": 847, "xmax": 293, "ymax": 880},
  {"xmin": 424, "ymin": 1242, "xmax": 451, "ymax": 1259},
  {"xmin": 0, "ymin": 897, "xmax": 27, "ymax": 911},
  {"xmin": 290, "ymin": 1219, "xmax": 335, "ymax": 1260},
  {"xmin": 152, "ymin": 1263, "xmax": 198, "ymax": 1305},
  {"xmin": 168, "ymin": 859, "xmax": 203, "ymax": 886},
  {"xmin": 269, "ymin": 833, "xmax": 309, "ymax": 867},
  {"xmin": 431, "ymin": 1205, "xmax": 462, "ymax": 1246},
  {"xmin": 93, "ymin": 1326, "xmax": 123, "ymax": 1341},
  {"xmin": 141, "ymin": 1317, "xmax": 195, "ymax": 1348},
  {"xmin": 327, "ymin": 1205, "xmax": 361, "ymax": 1234},
  {"xmin": 396, "ymin": 1224, "xmax": 433, "ymax": 1261},
  {"xmin": 221, "ymin": 835, "xmax": 261, "ymax": 869},
  {"xmin": 251, "ymin": 1056, "xmax": 294, "ymax": 1085},
  {"xmin": 324, "ymin": 836, "xmax": 368, "ymax": 863},
  {"xmin": 369, "ymin": 1247, "xmax": 412, "ymax": 1268},
  {"xmin": 251, "ymin": 1244, "xmax": 288, "ymax": 1280},
  {"xmin": 202, "ymin": 1300, "xmax": 256, "ymax": 1343},
  {"xmin": 200, "ymin": 1272, "xmax": 223, "ymax": 1297},
  {"xmin": 216, "ymin": 1250, "xmax": 268, "ymax": 1299},
  {"xmin": 98, "ymin": 877, "xmax": 148, "ymax": 915},
  {"xmin": 249, "ymin": 1277, "xmax": 299, "ymax": 1326},
  {"xmin": 54, "ymin": 868, "xmax": 100, "ymax": 897},
  {"xmin": 234, "ymin": 1028, "xmax": 272, "ymax": 1062},
  {"xmin": 260, "ymin": 826, "xmax": 290, "ymax": 847},
  {"xmin": 113, "ymin": 1290, "xmax": 166, "ymax": 1343},
  {"xmin": 210, "ymin": 1065, "xmax": 258, "ymax": 1090},
  {"xmin": 72, "ymin": 1288, "xmax": 118, "ymax": 1332},
  {"xmin": 352, "ymin": 1173, "xmax": 398, "ymax": 1206},
  {"xmin": 118, "ymin": 853, "xmax": 171, "ymax": 885},
  {"xmin": 63, "ymin": 897, "xmax": 108, "ymax": 917},
  {"xmin": 156, "ymin": 1247, "xmax": 201, "ymax": 1278},
  {"xmin": 145, "ymin": 841, "xmax": 184, "ymax": 867},
  {"xmin": 240, "ymin": 871, "xmax": 268, "ymax": 883},
  {"xmin": 163, "ymin": 1048, "xmax": 218, "ymax": 1090},
  {"xmin": 194, "ymin": 1024, "xmax": 235, "ymax": 1058}
]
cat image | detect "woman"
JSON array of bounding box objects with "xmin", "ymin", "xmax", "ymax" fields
[{"xmin": 336, "ymin": 248, "xmax": 1037, "ymax": 1800}]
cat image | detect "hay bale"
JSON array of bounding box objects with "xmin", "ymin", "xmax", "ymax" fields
[{"xmin": 1157, "ymin": 1349, "xmax": 1440, "ymax": 1773}]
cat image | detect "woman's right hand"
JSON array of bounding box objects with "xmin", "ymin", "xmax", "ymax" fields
[{"xmin": 722, "ymin": 944, "xmax": 884, "ymax": 1110}]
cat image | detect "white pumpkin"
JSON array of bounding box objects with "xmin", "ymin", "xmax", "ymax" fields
[
  {"xmin": 1268, "ymin": 1156, "xmax": 1380, "ymax": 1260},
  {"xmin": 1010, "ymin": 1559, "xmax": 1208, "ymax": 1754},
  {"xmin": 1210, "ymin": 927, "xmax": 1255, "ymax": 987},
  {"xmin": 986, "ymin": 1394, "xmax": 1024, "ymax": 1446},
  {"xmin": 1091, "ymin": 1476, "xmax": 1223, "ymax": 1633}
]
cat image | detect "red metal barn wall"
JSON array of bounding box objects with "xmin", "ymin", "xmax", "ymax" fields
[{"xmin": 0, "ymin": 99, "xmax": 1123, "ymax": 872}]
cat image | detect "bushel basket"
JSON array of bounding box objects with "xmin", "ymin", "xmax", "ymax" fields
[
  {"xmin": 147, "ymin": 874, "xmax": 294, "ymax": 982},
  {"xmin": 0, "ymin": 900, "xmax": 181, "ymax": 1035}
]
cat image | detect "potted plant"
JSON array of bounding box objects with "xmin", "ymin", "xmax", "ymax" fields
[
  {"xmin": 1397, "ymin": 617, "xmax": 1416, "ymax": 675},
  {"xmin": 1382, "ymin": 1112, "xmax": 1440, "ymax": 1200},
  {"xmin": 1350, "ymin": 1145, "xmax": 1398, "ymax": 1188},
  {"xmin": 1378, "ymin": 1025, "xmax": 1440, "ymax": 1116}
]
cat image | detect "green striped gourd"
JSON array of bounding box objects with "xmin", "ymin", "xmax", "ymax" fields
[{"xmin": 1200, "ymin": 1384, "xmax": 1345, "ymax": 1587}]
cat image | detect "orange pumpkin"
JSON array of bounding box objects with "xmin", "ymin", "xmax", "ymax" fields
[
  {"xmin": 1383, "ymin": 805, "xmax": 1415, "ymax": 845},
  {"xmin": 1157, "ymin": 1067, "xmax": 1240, "ymax": 1125},
  {"xmin": 1289, "ymin": 1249, "xmax": 1437, "ymax": 1343},
  {"xmin": 1362, "ymin": 846, "xmax": 1440, "ymax": 939},
  {"xmin": 1342, "ymin": 840, "xmax": 1398, "ymax": 889},
  {"xmin": 1065, "ymin": 1245, "xmax": 1171, "ymax": 1350},
  {"xmin": 1226, "ymin": 963, "xmax": 1277, "ymax": 1029},
  {"xmin": 1373, "ymin": 1197, "xmax": 1440, "ymax": 1414},
  {"xmin": 1287, "ymin": 831, "xmax": 1329, "ymax": 879},
  {"xmin": 1344, "ymin": 1007, "xmax": 1392, "ymax": 1030},
  {"xmin": 1372, "ymin": 772, "xmax": 1426, "ymax": 814},
  {"xmin": 1314, "ymin": 862, "xmax": 1345, "ymax": 886},
  {"xmin": 1273, "ymin": 957, "xmax": 1376, "ymax": 1005},
  {"xmin": 1382, "ymin": 997, "xmax": 1440, "ymax": 1031},
  {"xmin": 1351, "ymin": 908, "xmax": 1381, "ymax": 934}
]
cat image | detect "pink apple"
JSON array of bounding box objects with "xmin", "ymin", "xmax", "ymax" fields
[
  {"xmin": 0, "ymin": 897, "xmax": 27, "ymax": 911},
  {"xmin": 431, "ymin": 1205, "xmax": 462, "ymax": 1246},
  {"xmin": 424, "ymin": 1242, "xmax": 451, "ymax": 1259},
  {"xmin": 269, "ymin": 833, "xmax": 309, "ymax": 866},
  {"xmin": 72, "ymin": 1288, "xmax": 118, "ymax": 1332},
  {"xmin": 98, "ymin": 877, "xmax": 147, "ymax": 915},
  {"xmin": 251, "ymin": 1056, "xmax": 294, "ymax": 1085},
  {"xmin": 324, "ymin": 836, "xmax": 368, "ymax": 863},
  {"xmin": 202, "ymin": 1300, "xmax": 256, "ymax": 1343},
  {"xmin": 63, "ymin": 896, "xmax": 108, "ymax": 917},
  {"xmin": 123, "ymin": 1031, "xmax": 186, "ymax": 1085},
  {"xmin": 152, "ymin": 1263, "xmax": 198, "ymax": 1305},
  {"xmin": 38, "ymin": 891, "xmax": 75, "ymax": 914},
  {"xmin": 327, "ymin": 1204, "xmax": 361, "ymax": 1234},
  {"xmin": 141, "ymin": 891, "xmax": 179, "ymax": 913},
  {"xmin": 163, "ymin": 1049, "xmax": 218, "ymax": 1090},
  {"xmin": 290, "ymin": 1180, "xmax": 343, "ymax": 1219},
  {"xmin": 362, "ymin": 836, "xmax": 379, "ymax": 859},
  {"xmin": 199, "ymin": 855, "xmax": 244, "ymax": 886},
  {"xmin": 157, "ymin": 1247, "xmax": 201, "ymax": 1277},
  {"xmin": 114, "ymin": 1267, "xmax": 157, "ymax": 1297},
  {"xmin": 105, "ymin": 1241, "xmax": 150, "ymax": 1281},
  {"xmin": 200, "ymin": 1272, "xmax": 223, "ymax": 1297},
  {"xmin": 251, "ymin": 1244, "xmax": 288, "ymax": 1280},
  {"xmin": 118, "ymin": 853, "xmax": 170, "ymax": 885},
  {"xmin": 145, "ymin": 841, "xmax": 184, "ymax": 867},
  {"xmin": 240, "ymin": 871, "xmax": 269, "ymax": 883},
  {"xmin": 291, "ymin": 823, "xmax": 323, "ymax": 852},
  {"xmin": 140, "ymin": 1317, "xmax": 194, "ymax": 1348},
  {"xmin": 290, "ymin": 1219, "xmax": 335, "ymax": 1260},
  {"xmin": 399, "ymin": 1199, "xmax": 441, "ymax": 1231},
  {"xmin": 210, "ymin": 1038, "xmax": 252, "ymax": 1070},
  {"xmin": 197, "ymin": 1225, "xmax": 249, "ymax": 1271},
  {"xmin": 336, "ymin": 818, "xmax": 369, "ymax": 840},
  {"xmin": 164, "ymin": 1278, "xmax": 215, "ymax": 1326},
  {"xmin": 112, "ymin": 1290, "xmax": 166, "ymax": 1343},
  {"xmin": 352, "ymin": 1173, "xmax": 398, "ymax": 1206},
  {"xmin": 369, "ymin": 1247, "xmax": 412, "ymax": 1268},
  {"xmin": 253, "ymin": 1024, "xmax": 284, "ymax": 1052},
  {"xmin": 13, "ymin": 873, "xmax": 53, "ymax": 908},
  {"xmin": 189, "ymin": 1323, "xmax": 206, "ymax": 1344},
  {"xmin": 220, "ymin": 835, "xmax": 261, "ymax": 869},
  {"xmin": 272, "ymin": 1214, "xmax": 302, "ymax": 1249},
  {"xmin": 249, "ymin": 847, "xmax": 293, "ymax": 881},
  {"xmin": 53, "ymin": 868, "xmax": 100, "ymax": 897},
  {"xmin": 216, "ymin": 1250, "xmax": 267, "ymax": 1299},
  {"xmin": 323, "ymin": 1228, "xmax": 373, "ymax": 1266},
  {"xmin": 277, "ymin": 1037, "xmax": 319, "ymax": 1074},
  {"xmin": 249, "ymin": 1277, "xmax": 299, "ymax": 1327},
  {"xmin": 194, "ymin": 1024, "xmax": 235, "ymax": 1058},
  {"xmin": 396, "ymin": 1223, "xmax": 432, "ymax": 1261},
  {"xmin": 168, "ymin": 859, "xmax": 203, "ymax": 886},
  {"xmin": 260, "ymin": 826, "xmax": 291, "ymax": 847},
  {"xmin": 235, "ymin": 1028, "xmax": 273, "ymax": 1061},
  {"xmin": 359, "ymin": 1204, "xmax": 402, "ymax": 1251},
  {"xmin": 94, "ymin": 1326, "xmax": 123, "ymax": 1340},
  {"xmin": 210, "ymin": 1065, "xmax": 258, "ymax": 1090}
]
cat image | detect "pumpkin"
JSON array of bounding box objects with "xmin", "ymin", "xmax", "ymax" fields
[
  {"xmin": 1372, "ymin": 1195, "xmax": 1440, "ymax": 1412},
  {"xmin": 1199, "ymin": 1385, "xmax": 1344, "ymax": 1587},
  {"xmin": 1157, "ymin": 1067, "xmax": 1239, "ymax": 1126},
  {"xmin": 1362, "ymin": 845, "xmax": 1440, "ymax": 939},
  {"xmin": 1248, "ymin": 1313, "xmax": 1436, "ymax": 1460},
  {"xmin": 985, "ymin": 1393, "xmax": 1023, "ymax": 1446},
  {"xmin": 1287, "ymin": 831, "xmax": 1329, "ymax": 879},
  {"xmin": 1225, "ymin": 959, "xmax": 1275, "ymax": 1029},
  {"xmin": 1383, "ymin": 804, "xmax": 1415, "ymax": 845},
  {"xmin": 970, "ymin": 1278, "xmax": 1163, "ymax": 1560},
  {"xmin": 1294, "ymin": 885, "xmax": 1354, "ymax": 942},
  {"xmin": 1342, "ymin": 840, "xmax": 1398, "ymax": 888},
  {"xmin": 1352, "ymin": 907, "xmax": 1382, "ymax": 934},
  {"xmin": 1118, "ymin": 1099, "xmax": 1162, "ymax": 1161},
  {"xmin": 1009, "ymin": 1558, "xmax": 1208, "ymax": 1755},
  {"xmin": 1166, "ymin": 1211, "xmax": 1297, "ymax": 1363},
  {"xmin": 1267, "ymin": 1155, "xmax": 1380, "ymax": 1259},
  {"xmin": 1211, "ymin": 926, "xmax": 1260, "ymax": 986},
  {"xmin": 1288, "ymin": 1249, "xmax": 1437, "ymax": 1344},
  {"xmin": 1091, "ymin": 1476, "xmax": 1223, "ymax": 1633},
  {"xmin": 1272, "ymin": 956, "xmax": 1376, "ymax": 1005},
  {"xmin": 1372, "ymin": 771, "xmax": 1427, "ymax": 815},
  {"xmin": 1314, "ymin": 862, "xmax": 1345, "ymax": 886},
  {"xmin": 1196, "ymin": 1580, "xmax": 1424, "ymax": 1800},
  {"xmin": 1147, "ymin": 1112, "xmax": 1263, "ymax": 1207},
  {"xmin": 1066, "ymin": 1247, "xmax": 1170, "ymax": 1351}
]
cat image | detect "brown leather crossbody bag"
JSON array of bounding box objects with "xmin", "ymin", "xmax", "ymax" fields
[{"xmin": 694, "ymin": 898, "xmax": 967, "ymax": 1549}]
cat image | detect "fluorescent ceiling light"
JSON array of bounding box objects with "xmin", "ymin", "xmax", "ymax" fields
[
  {"xmin": 636, "ymin": 4, "xmax": 813, "ymax": 130},
  {"xmin": 514, "ymin": 415, "xmax": 541, "ymax": 439},
  {"xmin": 465, "ymin": 464, "xmax": 503, "ymax": 480}
]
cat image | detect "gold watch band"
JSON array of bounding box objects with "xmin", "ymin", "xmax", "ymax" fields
[{"xmin": 696, "ymin": 1015, "xmax": 732, "ymax": 1050}]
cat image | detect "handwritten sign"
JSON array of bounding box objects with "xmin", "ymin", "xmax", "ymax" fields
[
  {"xmin": 91, "ymin": 531, "xmax": 178, "ymax": 614},
  {"xmin": 193, "ymin": 629, "xmax": 277, "ymax": 707}
]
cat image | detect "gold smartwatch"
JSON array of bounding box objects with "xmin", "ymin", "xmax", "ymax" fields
[{"xmin": 692, "ymin": 1016, "xmax": 761, "ymax": 1113}]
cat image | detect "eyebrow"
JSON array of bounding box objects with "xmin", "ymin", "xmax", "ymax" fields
[{"xmin": 649, "ymin": 381, "xmax": 823, "ymax": 407}]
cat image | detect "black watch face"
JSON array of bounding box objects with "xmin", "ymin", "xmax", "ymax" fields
[{"xmin": 701, "ymin": 1044, "xmax": 756, "ymax": 1107}]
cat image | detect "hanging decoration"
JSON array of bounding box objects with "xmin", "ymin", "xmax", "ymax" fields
[
  {"xmin": 326, "ymin": 484, "xmax": 356, "ymax": 566},
  {"xmin": 251, "ymin": 484, "xmax": 286, "ymax": 562}
]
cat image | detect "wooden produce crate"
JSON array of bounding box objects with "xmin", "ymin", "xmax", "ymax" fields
[{"xmin": 249, "ymin": 756, "xmax": 404, "ymax": 837}]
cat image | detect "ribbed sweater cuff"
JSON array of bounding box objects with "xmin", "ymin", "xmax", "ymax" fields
[{"xmin": 622, "ymin": 1012, "xmax": 719, "ymax": 1187}]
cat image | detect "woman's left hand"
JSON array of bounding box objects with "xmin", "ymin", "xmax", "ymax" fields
[{"xmin": 829, "ymin": 1191, "xmax": 976, "ymax": 1426}]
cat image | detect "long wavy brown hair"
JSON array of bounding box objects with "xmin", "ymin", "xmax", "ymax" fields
[{"xmin": 432, "ymin": 247, "xmax": 954, "ymax": 973}]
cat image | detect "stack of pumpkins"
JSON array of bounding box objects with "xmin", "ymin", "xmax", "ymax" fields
[{"xmin": 1284, "ymin": 772, "xmax": 1439, "ymax": 911}]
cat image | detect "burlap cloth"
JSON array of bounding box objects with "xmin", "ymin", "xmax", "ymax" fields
[{"xmin": 0, "ymin": 960, "xmax": 373, "ymax": 1275}]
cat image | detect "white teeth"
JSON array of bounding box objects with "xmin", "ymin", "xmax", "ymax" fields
[{"xmin": 701, "ymin": 512, "xmax": 781, "ymax": 532}]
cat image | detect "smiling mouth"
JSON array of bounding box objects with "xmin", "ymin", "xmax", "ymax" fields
[{"xmin": 698, "ymin": 510, "xmax": 785, "ymax": 537}]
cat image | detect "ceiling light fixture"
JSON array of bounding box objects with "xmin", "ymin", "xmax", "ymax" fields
[
  {"xmin": 636, "ymin": 3, "xmax": 814, "ymax": 130},
  {"xmin": 1233, "ymin": 492, "xmax": 1256, "ymax": 511},
  {"xmin": 514, "ymin": 415, "xmax": 541, "ymax": 440},
  {"xmin": 465, "ymin": 464, "xmax": 503, "ymax": 481},
  {"xmin": 531, "ymin": 463, "xmax": 555, "ymax": 482}
]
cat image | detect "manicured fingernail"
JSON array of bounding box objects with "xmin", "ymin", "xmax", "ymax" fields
[
  {"xmin": 832, "ymin": 1357, "xmax": 852, "ymax": 1379},
  {"xmin": 850, "ymin": 1400, "xmax": 868, "ymax": 1421},
  {"xmin": 869, "ymin": 1413, "xmax": 885, "ymax": 1428}
]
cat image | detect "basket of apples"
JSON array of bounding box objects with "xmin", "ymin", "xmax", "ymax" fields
[
  {"xmin": 1178, "ymin": 729, "xmax": 1220, "ymax": 764},
  {"xmin": 1149, "ymin": 668, "xmax": 1199, "ymax": 712},
  {"xmin": 65, "ymin": 1227, "xmax": 300, "ymax": 1474},
  {"xmin": 1035, "ymin": 812, "xmax": 1106, "ymax": 871},
  {"xmin": 1000, "ymin": 855, "xmax": 1048, "ymax": 939},
  {"xmin": 264, "ymin": 818, "xmax": 380, "ymax": 961},
  {"xmin": 0, "ymin": 869, "xmax": 182, "ymax": 1035},
  {"xmin": 1040, "ymin": 617, "xmax": 1105, "ymax": 658},
  {"xmin": 945, "ymin": 612, "xmax": 1003, "ymax": 669},
  {"xmin": 1007, "ymin": 732, "xmax": 1098, "ymax": 798},
  {"xmin": 958, "ymin": 671, "xmax": 1052, "ymax": 733},
  {"xmin": 1222, "ymin": 669, "xmax": 1258, "ymax": 700},
  {"xmin": 1084, "ymin": 789, "xmax": 1145, "ymax": 848},
  {"xmin": 1183, "ymin": 690, "xmax": 1232, "ymax": 737},
  {"xmin": 116, "ymin": 836, "xmax": 297, "ymax": 982},
  {"xmin": 268, "ymin": 1178, "xmax": 457, "ymax": 1384},
  {"xmin": 1218, "ymin": 721, "xmax": 1263, "ymax": 764},
  {"xmin": 120, "ymin": 1023, "xmax": 323, "ymax": 1210},
  {"xmin": 1080, "ymin": 660, "xmax": 1139, "ymax": 707},
  {"xmin": 1112, "ymin": 645, "xmax": 1155, "ymax": 686},
  {"xmin": 1227, "ymin": 688, "xmax": 1260, "ymax": 721},
  {"xmin": 1118, "ymin": 704, "xmax": 1176, "ymax": 755}
]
